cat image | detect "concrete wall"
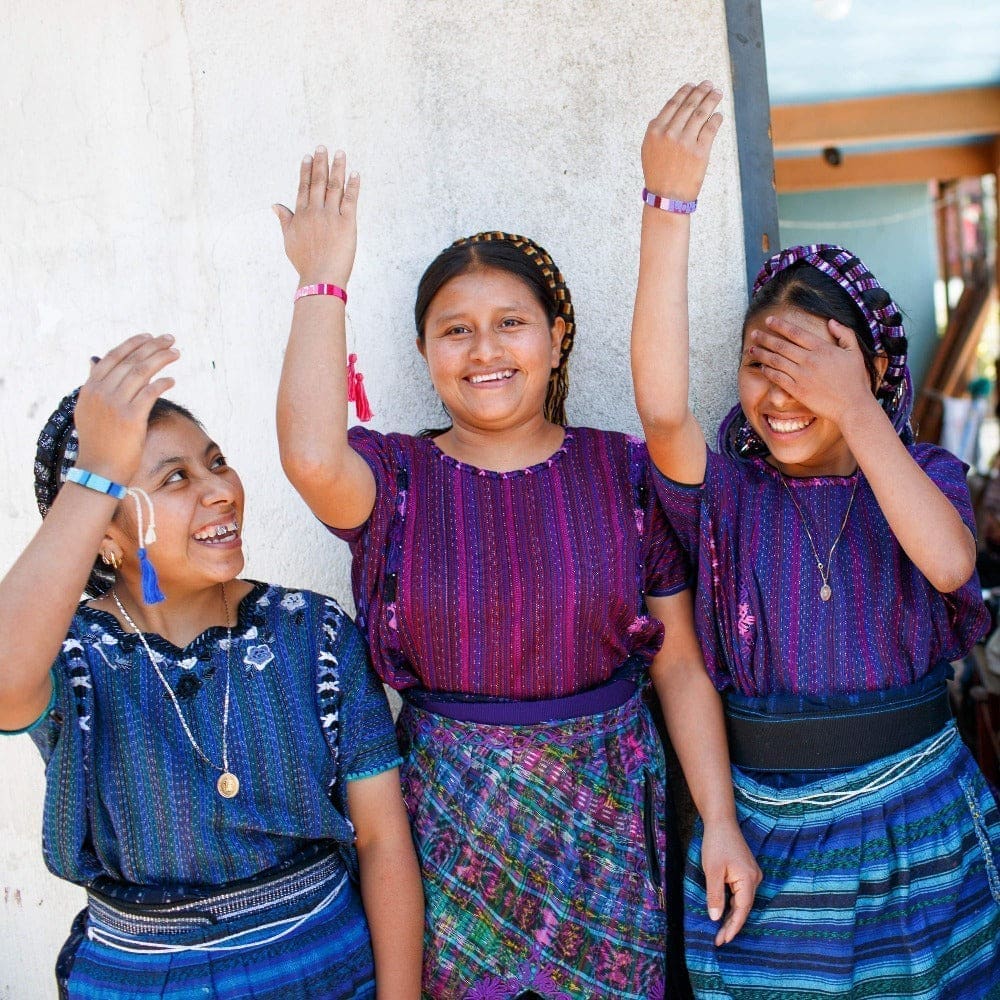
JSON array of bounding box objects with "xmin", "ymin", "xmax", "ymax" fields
[
  {"xmin": 0, "ymin": 2, "xmax": 747, "ymax": 994},
  {"xmin": 777, "ymin": 183, "xmax": 940, "ymax": 392}
]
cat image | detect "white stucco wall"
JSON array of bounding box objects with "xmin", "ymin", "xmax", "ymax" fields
[{"xmin": 0, "ymin": 1, "xmax": 746, "ymax": 995}]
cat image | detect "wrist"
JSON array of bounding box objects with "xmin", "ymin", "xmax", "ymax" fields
[
  {"xmin": 294, "ymin": 282, "xmax": 348, "ymax": 306},
  {"xmin": 64, "ymin": 466, "xmax": 129, "ymax": 500},
  {"xmin": 642, "ymin": 186, "xmax": 697, "ymax": 214}
]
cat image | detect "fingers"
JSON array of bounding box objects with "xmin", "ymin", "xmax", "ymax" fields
[
  {"xmin": 715, "ymin": 872, "xmax": 756, "ymax": 947},
  {"xmin": 341, "ymin": 169, "xmax": 360, "ymax": 217},
  {"xmin": 704, "ymin": 864, "xmax": 726, "ymax": 924},
  {"xmin": 763, "ymin": 313, "xmax": 824, "ymax": 349},
  {"xmin": 273, "ymin": 203, "xmax": 293, "ymax": 233},
  {"xmin": 651, "ymin": 80, "xmax": 722, "ymax": 140},
  {"xmin": 295, "ymin": 154, "xmax": 312, "ymax": 214},
  {"xmin": 828, "ymin": 317, "xmax": 860, "ymax": 348},
  {"xmin": 328, "ymin": 148, "xmax": 346, "ymax": 196},
  {"xmin": 751, "ymin": 329, "xmax": 806, "ymax": 364},
  {"xmin": 749, "ymin": 342, "xmax": 796, "ymax": 377},
  {"xmin": 90, "ymin": 335, "xmax": 180, "ymax": 402},
  {"xmin": 310, "ymin": 146, "xmax": 329, "ymax": 207}
]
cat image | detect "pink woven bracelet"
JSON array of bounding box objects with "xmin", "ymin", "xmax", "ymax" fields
[{"xmin": 294, "ymin": 283, "xmax": 348, "ymax": 305}]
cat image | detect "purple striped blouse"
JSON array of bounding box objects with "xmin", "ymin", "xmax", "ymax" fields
[
  {"xmin": 330, "ymin": 427, "xmax": 688, "ymax": 698},
  {"xmin": 654, "ymin": 445, "xmax": 990, "ymax": 697}
]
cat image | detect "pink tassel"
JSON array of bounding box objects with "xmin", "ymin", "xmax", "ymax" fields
[
  {"xmin": 346, "ymin": 353, "xmax": 358, "ymax": 403},
  {"xmin": 353, "ymin": 372, "xmax": 373, "ymax": 422}
]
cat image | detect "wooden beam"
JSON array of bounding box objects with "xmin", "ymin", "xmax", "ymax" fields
[
  {"xmin": 772, "ymin": 86, "xmax": 1000, "ymax": 151},
  {"xmin": 775, "ymin": 142, "xmax": 997, "ymax": 192},
  {"xmin": 724, "ymin": 0, "xmax": 779, "ymax": 292}
]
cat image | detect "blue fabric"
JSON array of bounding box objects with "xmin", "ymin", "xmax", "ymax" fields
[{"xmin": 29, "ymin": 582, "xmax": 401, "ymax": 892}]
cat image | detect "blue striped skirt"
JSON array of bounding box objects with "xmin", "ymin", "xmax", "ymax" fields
[
  {"xmin": 57, "ymin": 858, "xmax": 375, "ymax": 999},
  {"xmin": 685, "ymin": 722, "xmax": 1000, "ymax": 999}
]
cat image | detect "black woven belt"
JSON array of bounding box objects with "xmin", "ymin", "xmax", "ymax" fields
[{"xmin": 725, "ymin": 685, "xmax": 952, "ymax": 771}]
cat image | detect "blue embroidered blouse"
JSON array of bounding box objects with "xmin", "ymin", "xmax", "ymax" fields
[{"xmin": 23, "ymin": 582, "xmax": 401, "ymax": 892}]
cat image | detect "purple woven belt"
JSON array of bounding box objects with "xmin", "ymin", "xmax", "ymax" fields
[{"xmin": 403, "ymin": 677, "xmax": 637, "ymax": 726}]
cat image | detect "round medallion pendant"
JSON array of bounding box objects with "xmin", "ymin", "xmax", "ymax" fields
[
  {"xmin": 820, "ymin": 584, "xmax": 832, "ymax": 602},
  {"xmin": 217, "ymin": 772, "xmax": 240, "ymax": 798}
]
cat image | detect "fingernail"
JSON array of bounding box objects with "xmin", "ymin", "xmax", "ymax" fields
[
  {"xmin": 90, "ymin": 355, "xmax": 100, "ymax": 364},
  {"xmin": 302, "ymin": 154, "xmax": 312, "ymax": 163},
  {"xmin": 315, "ymin": 144, "xmax": 327, "ymax": 155},
  {"xmin": 709, "ymin": 907, "xmax": 722, "ymax": 921},
  {"xmin": 334, "ymin": 149, "xmax": 346, "ymax": 160},
  {"xmin": 349, "ymin": 170, "xmax": 359, "ymax": 180}
]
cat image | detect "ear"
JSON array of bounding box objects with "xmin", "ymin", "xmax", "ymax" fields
[
  {"xmin": 99, "ymin": 535, "xmax": 126, "ymax": 571},
  {"xmin": 873, "ymin": 352, "xmax": 890, "ymax": 389},
  {"xmin": 416, "ymin": 335, "xmax": 427, "ymax": 361},
  {"xmin": 549, "ymin": 317, "xmax": 566, "ymax": 368}
]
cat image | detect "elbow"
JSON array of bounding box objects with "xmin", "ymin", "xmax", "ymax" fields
[
  {"xmin": 929, "ymin": 552, "xmax": 977, "ymax": 594},
  {"xmin": 278, "ymin": 445, "xmax": 340, "ymax": 495}
]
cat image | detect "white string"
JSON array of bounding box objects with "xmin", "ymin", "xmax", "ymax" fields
[
  {"xmin": 126, "ymin": 487, "xmax": 157, "ymax": 545},
  {"xmin": 87, "ymin": 875, "xmax": 347, "ymax": 954},
  {"xmin": 736, "ymin": 726, "xmax": 956, "ymax": 809},
  {"xmin": 779, "ymin": 192, "xmax": 963, "ymax": 232}
]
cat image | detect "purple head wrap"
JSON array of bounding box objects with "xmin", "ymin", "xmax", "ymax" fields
[{"xmin": 719, "ymin": 243, "xmax": 913, "ymax": 460}]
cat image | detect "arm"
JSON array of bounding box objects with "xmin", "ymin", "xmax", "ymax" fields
[
  {"xmin": 646, "ymin": 591, "xmax": 761, "ymax": 946},
  {"xmin": 751, "ymin": 314, "xmax": 976, "ymax": 591},
  {"xmin": 632, "ymin": 81, "xmax": 723, "ymax": 485},
  {"xmin": 348, "ymin": 769, "xmax": 423, "ymax": 999},
  {"xmin": 0, "ymin": 335, "xmax": 178, "ymax": 730},
  {"xmin": 274, "ymin": 147, "xmax": 377, "ymax": 530}
]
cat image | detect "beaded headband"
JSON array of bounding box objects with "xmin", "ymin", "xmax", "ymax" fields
[
  {"xmin": 452, "ymin": 231, "xmax": 575, "ymax": 426},
  {"xmin": 720, "ymin": 243, "xmax": 913, "ymax": 459}
]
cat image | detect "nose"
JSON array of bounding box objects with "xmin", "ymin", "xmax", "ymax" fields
[
  {"xmin": 198, "ymin": 472, "xmax": 238, "ymax": 508},
  {"xmin": 765, "ymin": 381, "xmax": 795, "ymax": 408},
  {"xmin": 468, "ymin": 327, "xmax": 503, "ymax": 363}
]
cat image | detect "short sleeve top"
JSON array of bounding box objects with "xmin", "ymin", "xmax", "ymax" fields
[
  {"xmin": 654, "ymin": 445, "xmax": 990, "ymax": 697},
  {"xmin": 27, "ymin": 583, "xmax": 401, "ymax": 891},
  {"xmin": 329, "ymin": 427, "xmax": 689, "ymax": 698}
]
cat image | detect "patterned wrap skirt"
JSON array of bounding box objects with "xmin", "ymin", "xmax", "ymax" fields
[
  {"xmin": 56, "ymin": 853, "xmax": 375, "ymax": 999},
  {"xmin": 684, "ymin": 722, "xmax": 1000, "ymax": 999},
  {"xmin": 397, "ymin": 689, "xmax": 684, "ymax": 1000}
]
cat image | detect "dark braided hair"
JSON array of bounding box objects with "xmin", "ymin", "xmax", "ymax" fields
[
  {"xmin": 414, "ymin": 232, "xmax": 575, "ymax": 428},
  {"xmin": 34, "ymin": 392, "xmax": 201, "ymax": 597},
  {"xmin": 720, "ymin": 244, "xmax": 912, "ymax": 460}
]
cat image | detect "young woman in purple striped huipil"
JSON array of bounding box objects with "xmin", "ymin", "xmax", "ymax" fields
[
  {"xmin": 274, "ymin": 147, "xmax": 761, "ymax": 998},
  {"xmin": 633, "ymin": 82, "xmax": 1000, "ymax": 998}
]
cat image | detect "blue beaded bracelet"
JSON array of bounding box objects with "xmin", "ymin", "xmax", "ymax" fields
[
  {"xmin": 642, "ymin": 187, "xmax": 697, "ymax": 214},
  {"xmin": 65, "ymin": 467, "xmax": 128, "ymax": 500}
]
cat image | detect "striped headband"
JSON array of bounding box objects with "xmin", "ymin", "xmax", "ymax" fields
[
  {"xmin": 453, "ymin": 231, "xmax": 575, "ymax": 426},
  {"xmin": 720, "ymin": 243, "xmax": 913, "ymax": 459},
  {"xmin": 33, "ymin": 388, "xmax": 117, "ymax": 597}
]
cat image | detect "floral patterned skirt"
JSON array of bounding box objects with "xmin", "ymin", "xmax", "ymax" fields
[{"xmin": 398, "ymin": 691, "xmax": 686, "ymax": 999}]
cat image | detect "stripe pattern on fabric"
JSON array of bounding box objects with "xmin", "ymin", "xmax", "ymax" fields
[
  {"xmin": 684, "ymin": 725, "xmax": 1000, "ymax": 999},
  {"xmin": 398, "ymin": 693, "xmax": 675, "ymax": 1000}
]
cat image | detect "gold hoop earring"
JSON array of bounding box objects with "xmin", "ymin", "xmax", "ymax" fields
[{"xmin": 101, "ymin": 550, "xmax": 121, "ymax": 571}]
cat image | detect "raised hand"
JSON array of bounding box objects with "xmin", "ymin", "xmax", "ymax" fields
[
  {"xmin": 748, "ymin": 313, "xmax": 881, "ymax": 427},
  {"xmin": 642, "ymin": 81, "xmax": 723, "ymax": 202},
  {"xmin": 273, "ymin": 147, "xmax": 359, "ymax": 288},
  {"xmin": 74, "ymin": 333, "xmax": 179, "ymax": 486}
]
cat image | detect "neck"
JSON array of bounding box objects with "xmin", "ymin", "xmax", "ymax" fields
[
  {"xmin": 435, "ymin": 414, "xmax": 566, "ymax": 472},
  {"xmin": 106, "ymin": 580, "xmax": 238, "ymax": 648}
]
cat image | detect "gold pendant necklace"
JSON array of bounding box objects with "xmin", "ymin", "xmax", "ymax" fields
[
  {"xmin": 779, "ymin": 474, "xmax": 859, "ymax": 602},
  {"xmin": 113, "ymin": 585, "xmax": 239, "ymax": 799}
]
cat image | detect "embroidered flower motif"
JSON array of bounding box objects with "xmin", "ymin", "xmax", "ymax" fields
[
  {"xmin": 737, "ymin": 601, "xmax": 756, "ymax": 638},
  {"xmin": 281, "ymin": 591, "xmax": 306, "ymax": 612},
  {"xmin": 178, "ymin": 656, "xmax": 198, "ymax": 671},
  {"xmin": 243, "ymin": 644, "xmax": 274, "ymax": 672},
  {"xmin": 465, "ymin": 978, "xmax": 507, "ymax": 1000},
  {"xmin": 174, "ymin": 674, "xmax": 202, "ymax": 701}
]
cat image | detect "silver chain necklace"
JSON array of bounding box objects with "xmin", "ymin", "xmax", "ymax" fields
[
  {"xmin": 112, "ymin": 585, "xmax": 239, "ymax": 799},
  {"xmin": 779, "ymin": 474, "xmax": 859, "ymax": 602}
]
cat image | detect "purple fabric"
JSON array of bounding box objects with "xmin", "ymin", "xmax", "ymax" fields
[
  {"xmin": 329, "ymin": 427, "xmax": 688, "ymax": 698},
  {"xmin": 654, "ymin": 445, "xmax": 990, "ymax": 697}
]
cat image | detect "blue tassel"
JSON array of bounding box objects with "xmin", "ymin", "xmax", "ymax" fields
[{"xmin": 137, "ymin": 547, "xmax": 166, "ymax": 604}]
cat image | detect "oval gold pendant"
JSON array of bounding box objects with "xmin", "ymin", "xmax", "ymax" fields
[
  {"xmin": 820, "ymin": 584, "xmax": 832, "ymax": 602},
  {"xmin": 217, "ymin": 772, "xmax": 240, "ymax": 798}
]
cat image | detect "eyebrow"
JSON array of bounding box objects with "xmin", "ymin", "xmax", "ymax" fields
[
  {"xmin": 432, "ymin": 304, "xmax": 528, "ymax": 325},
  {"xmin": 147, "ymin": 440, "xmax": 220, "ymax": 477}
]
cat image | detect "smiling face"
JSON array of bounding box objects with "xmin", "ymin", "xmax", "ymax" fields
[
  {"xmin": 739, "ymin": 304, "xmax": 858, "ymax": 477},
  {"xmin": 418, "ymin": 266, "xmax": 565, "ymax": 433},
  {"xmin": 107, "ymin": 413, "xmax": 245, "ymax": 597}
]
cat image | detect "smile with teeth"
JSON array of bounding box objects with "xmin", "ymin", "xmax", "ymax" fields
[
  {"xmin": 193, "ymin": 521, "xmax": 240, "ymax": 543},
  {"xmin": 467, "ymin": 370, "xmax": 515, "ymax": 384},
  {"xmin": 765, "ymin": 415, "xmax": 815, "ymax": 434}
]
